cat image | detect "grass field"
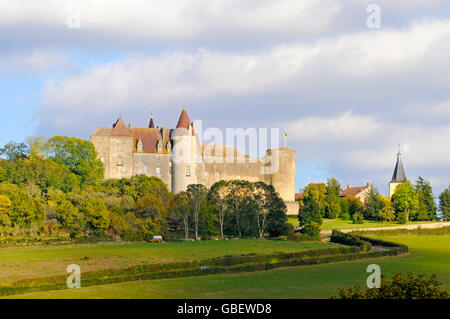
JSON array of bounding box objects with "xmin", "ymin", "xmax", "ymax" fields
[
  {"xmin": 7, "ymin": 234, "xmax": 450, "ymax": 299},
  {"xmin": 0, "ymin": 239, "xmax": 336, "ymax": 282},
  {"xmin": 288, "ymin": 216, "xmax": 436, "ymax": 230}
]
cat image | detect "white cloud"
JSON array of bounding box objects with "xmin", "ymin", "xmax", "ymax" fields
[
  {"xmin": 33, "ymin": 18, "xmax": 450, "ymax": 131},
  {"xmin": 0, "ymin": 51, "xmax": 69, "ymax": 73},
  {"xmin": 284, "ymin": 112, "xmax": 381, "ymax": 142},
  {"xmin": 0, "ymin": 0, "xmax": 341, "ymax": 43}
]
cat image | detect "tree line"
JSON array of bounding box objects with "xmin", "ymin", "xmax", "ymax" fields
[
  {"xmin": 298, "ymin": 177, "xmax": 450, "ymax": 226},
  {"xmin": 0, "ymin": 137, "xmax": 289, "ymax": 240}
]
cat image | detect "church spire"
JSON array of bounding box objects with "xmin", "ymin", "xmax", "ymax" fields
[{"xmin": 391, "ymin": 146, "xmax": 407, "ymax": 183}]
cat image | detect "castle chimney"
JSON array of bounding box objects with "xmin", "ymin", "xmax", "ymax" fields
[{"xmin": 347, "ymin": 184, "xmax": 351, "ymax": 189}]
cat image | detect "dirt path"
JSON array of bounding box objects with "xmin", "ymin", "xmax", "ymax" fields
[{"xmin": 320, "ymin": 221, "xmax": 450, "ymax": 236}]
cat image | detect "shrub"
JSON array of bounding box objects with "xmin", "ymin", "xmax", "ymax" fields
[
  {"xmin": 352, "ymin": 213, "xmax": 364, "ymax": 224},
  {"xmin": 330, "ymin": 230, "xmax": 372, "ymax": 252},
  {"xmin": 301, "ymin": 222, "xmax": 320, "ymax": 240},
  {"xmin": 335, "ymin": 273, "xmax": 448, "ymax": 299},
  {"xmin": 397, "ymin": 211, "xmax": 408, "ymax": 224}
]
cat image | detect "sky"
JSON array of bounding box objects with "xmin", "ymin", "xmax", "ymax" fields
[{"xmin": 1, "ymin": 0, "xmax": 450, "ymax": 196}]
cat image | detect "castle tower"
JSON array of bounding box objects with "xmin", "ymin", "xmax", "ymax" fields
[
  {"xmin": 172, "ymin": 109, "xmax": 200, "ymax": 194},
  {"xmin": 265, "ymin": 147, "xmax": 298, "ymax": 214},
  {"xmin": 389, "ymin": 149, "xmax": 407, "ymax": 197}
]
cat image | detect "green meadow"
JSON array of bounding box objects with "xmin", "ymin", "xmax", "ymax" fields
[
  {"xmin": 5, "ymin": 233, "xmax": 450, "ymax": 299},
  {"xmin": 287, "ymin": 216, "xmax": 438, "ymax": 230},
  {"xmin": 0, "ymin": 239, "xmax": 336, "ymax": 282}
]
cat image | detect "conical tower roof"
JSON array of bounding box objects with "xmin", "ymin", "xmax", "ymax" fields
[
  {"xmin": 111, "ymin": 117, "xmax": 131, "ymax": 136},
  {"xmin": 176, "ymin": 108, "xmax": 191, "ymax": 129},
  {"xmin": 149, "ymin": 114, "xmax": 155, "ymax": 128},
  {"xmin": 391, "ymin": 150, "xmax": 407, "ymax": 183}
]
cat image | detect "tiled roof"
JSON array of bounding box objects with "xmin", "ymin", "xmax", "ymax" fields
[
  {"xmin": 131, "ymin": 127, "xmax": 172, "ymax": 154},
  {"xmin": 111, "ymin": 118, "xmax": 131, "ymax": 136},
  {"xmin": 176, "ymin": 109, "xmax": 191, "ymax": 129},
  {"xmin": 295, "ymin": 193, "xmax": 304, "ymax": 200},
  {"xmin": 339, "ymin": 186, "xmax": 368, "ymax": 197}
]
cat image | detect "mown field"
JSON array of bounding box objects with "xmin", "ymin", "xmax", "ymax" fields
[
  {"xmin": 287, "ymin": 216, "xmax": 437, "ymax": 230},
  {"xmin": 0, "ymin": 239, "xmax": 337, "ymax": 282},
  {"xmin": 6, "ymin": 233, "xmax": 450, "ymax": 299}
]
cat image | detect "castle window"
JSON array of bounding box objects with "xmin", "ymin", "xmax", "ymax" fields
[
  {"xmin": 157, "ymin": 141, "xmax": 163, "ymax": 153},
  {"xmin": 156, "ymin": 167, "xmax": 161, "ymax": 175},
  {"xmin": 215, "ymin": 172, "xmax": 219, "ymax": 179},
  {"xmin": 144, "ymin": 166, "xmax": 148, "ymax": 173},
  {"xmin": 204, "ymin": 172, "xmax": 208, "ymax": 177},
  {"xmin": 118, "ymin": 145, "xmax": 123, "ymax": 152},
  {"xmin": 186, "ymin": 166, "xmax": 191, "ymax": 177},
  {"xmin": 117, "ymin": 156, "xmax": 123, "ymax": 166},
  {"xmin": 137, "ymin": 140, "xmax": 143, "ymax": 153},
  {"xmin": 123, "ymin": 167, "xmax": 127, "ymax": 173}
]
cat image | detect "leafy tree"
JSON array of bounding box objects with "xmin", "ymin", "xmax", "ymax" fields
[
  {"xmin": 45, "ymin": 136, "xmax": 104, "ymax": 186},
  {"xmin": 0, "ymin": 183, "xmax": 45, "ymax": 227},
  {"xmin": 55, "ymin": 200, "xmax": 79, "ymax": 230},
  {"xmin": 0, "ymin": 194, "xmax": 12, "ymax": 226},
  {"xmin": 364, "ymin": 188, "xmax": 384, "ymax": 221},
  {"xmin": 223, "ymin": 180, "xmax": 254, "ymax": 238},
  {"xmin": 326, "ymin": 177, "xmax": 341, "ymax": 196},
  {"xmin": 439, "ymin": 186, "xmax": 450, "ymax": 221},
  {"xmin": 83, "ymin": 197, "xmax": 110, "ymax": 234},
  {"xmin": 265, "ymin": 187, "xmax": 288, "ymax": 238},
  {"xmin": 186, "ymin": 184, "xmax": 208, "ymax": 240},
  {"xmin": 134, "ymin": 194, "xmax": 167, "ymax": 237},
  {"xmin": 130, "ymin": 175, "xmax": 171, "ymax": 203},
  {"xmin": 339, "ymin": 198, "xmax": 351, "ymax": 220},
  {"xmin": 379, "ymin": 196, "xmax": 395, "ymax": 222},
  {"xmin": 0, "ymin": 141, "xmax": 30, "ymax": 161},
  {"xmin": 26, "ymin": 136, "xmax": 48, "ymax": 158},
  {"xmin": 303, "ymin": 183, "xmax": 327, "ymax": 217},
  {"xmin": 298, "ymin": 195, "xmax": 322, "ymax": 226},
  {"xmin": 168, "ymin": 192, "xmax": 190, "ymax": 240},
  {"xmin": 415, "ymin": 176, "xmax": 437, "ymax": 220},
  {"xmin": 335, "ymin": 273, "xmax": 448, "ymax": 299},
  {"xmin": 208, "ymin": 180, "xmax": 229, "ymax": 238},
  {"xmin": 346, "ymin": 196, "xmax": 364, "ymax": 217},
  {"xmin": 392, "ymin": 181, "xmax": 419, "ymax": 223}
]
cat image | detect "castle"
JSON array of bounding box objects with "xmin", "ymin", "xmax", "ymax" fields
[{"xmin": 91, "ymin": 109, "xmax": 299, "ymax": 214}]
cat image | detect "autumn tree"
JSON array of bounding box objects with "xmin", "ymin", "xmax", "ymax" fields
[
  {"xmin": 186, "ymin": 184, "xmax": 208, "ymax": 240},
  {"xmin": 391, "ymin": 181, "xmax": 419, "ymax": 223}
]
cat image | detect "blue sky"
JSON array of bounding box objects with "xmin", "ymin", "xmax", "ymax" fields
[{"xmin": 1, "ymin": 0, "xmax": 450, "ymax": 196}]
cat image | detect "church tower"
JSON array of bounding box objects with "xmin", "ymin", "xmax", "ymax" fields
[{"xmin": 389, "ymin": 148, "xmax": 407, "ymax": 198}]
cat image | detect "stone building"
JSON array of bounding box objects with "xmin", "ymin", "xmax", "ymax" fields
[
  {"xmin": 389, "ymin": 150, "xmax": 407, "ymax": 198},
  {"xmin": 91, "ymin": 109, "xmax": 299, "ymax": 214},
  {"xmin": 339, "ymin": 183, "xmax": 373, "ymax": 204}
]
